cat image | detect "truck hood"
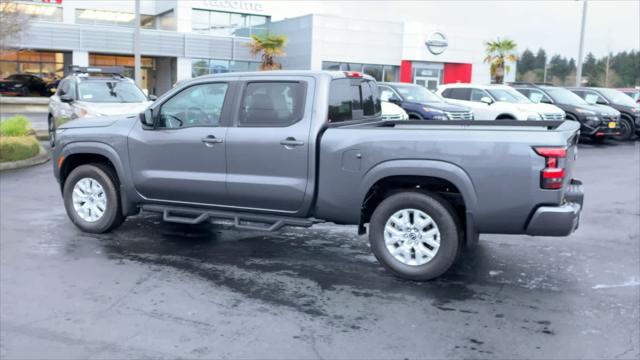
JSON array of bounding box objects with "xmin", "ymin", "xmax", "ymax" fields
[
  {"xmin": 591, "ymin": 104, "xmax": 621, "ymax": 117},
  {"xmin": 507, "ymin": 102, "xmax": 564, "ymax": 114},
  {"xmin": 408, "ymin": 101, "xmax": 470, "ymax": 112},
  {"xmin": 59, "ymin": 115, "xmax": 132, "ymax": 129},
  {"xmin": 74, "ymin": 101, "xmax": 151, "ymax": 116}
]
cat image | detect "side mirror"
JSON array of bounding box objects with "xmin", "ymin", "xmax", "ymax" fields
[
  {"xmin": 140, "ymin": 108, "xmax": 154, "ymax": 127},
  {"xmin": 148, "ymin": 94, "xmax": 157, "ymax": 101},
  {"xmin": 480, "ymin": 96, "xmax": 493, "ymax": 105},
  {"xmin": 60, "ymin": 94, "xmax": 73, "ymax": 103},
  {"xmin": 540, "ymin": 98, "xmax": 552, "ymax": 104},
  {"xmin": 389, "ymin": 97, "xmax": 402, "ymax": 105},
  {"xmin": 596, "ymin": 99, "xmax": 607, "ymax": 105}
]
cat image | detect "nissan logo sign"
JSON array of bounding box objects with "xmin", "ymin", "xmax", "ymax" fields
[{"xmin": 425, "ymin": 32, "xmax": 448, "ymax": 55}]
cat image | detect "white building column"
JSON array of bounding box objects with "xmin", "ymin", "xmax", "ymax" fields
[
  {"xmin": 176, "ymin": 57, "xmax": 192, "ymax": 82},
  {"xmin": 72, "ymin": 50, "xmax": 89, "ymax": 67}
]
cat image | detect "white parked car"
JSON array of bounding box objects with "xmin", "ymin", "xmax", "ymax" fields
[
  {"xmin": 381, "ymin": 100, "xmax": 409, "ymax": 121},
  {"xmin": 437, "ymin": 84, "xmax": 565, "ymax": 120},
  {"xmin": 49, "ymin": 67, "xmax": 153, "ymax": 147}
]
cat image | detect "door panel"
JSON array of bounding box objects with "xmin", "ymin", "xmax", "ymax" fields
[
  {"xmin": 128, "ymin": 82, "xmax": 231, "ymax": 205},
  {"xmin": 225, "ymin": 78, "xmax": 314, "ymax": 213}
]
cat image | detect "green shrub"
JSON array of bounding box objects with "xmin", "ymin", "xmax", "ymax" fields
[
  {"xmin": 0, "ymin": 115, "xmax": 32, "ymax": 137},
  {"xmin": 0, "ymin": 136, "xmax": 40, "ymax": 163}
]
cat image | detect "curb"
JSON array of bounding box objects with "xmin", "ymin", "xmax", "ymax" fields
[
  {"xmin": 0, "ymin": 145, "xmax": 50, "ymax": 171},
  {"xmin": 35, "ymin": 130, "xmax": 49, "ymax": 141}
]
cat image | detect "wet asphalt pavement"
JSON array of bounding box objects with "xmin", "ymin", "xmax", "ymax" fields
[{"xmin": 1, "ymin": 140, "xmax": 639, "ymax": 359}]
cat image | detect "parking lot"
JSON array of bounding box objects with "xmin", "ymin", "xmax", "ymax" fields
[{"xmin": 1, "ymin": 139, "xmax": 638, "ymax": 359}]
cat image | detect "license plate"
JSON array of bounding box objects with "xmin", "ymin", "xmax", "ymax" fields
[{"xmin": 608, "ymin": 122, "xmax": 616, "ymax": 128}]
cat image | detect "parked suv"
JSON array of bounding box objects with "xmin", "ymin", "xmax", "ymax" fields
[
  {"xmin": 48, "ymin": 66, "xmax": 153, "ymax": 147},
  {"xmin": 568, "ymin": 87, "xmax": 639, "ymax": 140},
  {"xmin": 437, "ymin": 84, "xmax": 565, "ymax": 120},
  {"xmin": 378, "ymin": 82, "xmax": 472, "ymax": 120},
  {"xmin": 510, "ymin": 83, "xmax": 620, "ymax": 141},
  {"xmin": 52, "ymin": 71, "xmax": 584, "ymax": 281}
]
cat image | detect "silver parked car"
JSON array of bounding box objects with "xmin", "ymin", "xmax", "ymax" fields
[{"xmin": 48, "ymin": 66, "xmax": 153, "ymax": 146}]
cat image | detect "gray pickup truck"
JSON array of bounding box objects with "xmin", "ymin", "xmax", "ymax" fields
[{"xmin": 52, "ymin": 71, "xmax": 584, "ymax": 281}]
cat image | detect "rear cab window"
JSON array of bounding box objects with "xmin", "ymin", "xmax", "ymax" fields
[{"xmin": 328, "ymin": 78, "xmax": 381, "ymax": 123}]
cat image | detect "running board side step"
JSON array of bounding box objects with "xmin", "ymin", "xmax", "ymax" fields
[{"xmin": 141, "ymin": 204, "xmax": 321, "ymax": 231}]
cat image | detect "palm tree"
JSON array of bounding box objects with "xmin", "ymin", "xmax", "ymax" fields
[
  {"xmin": 483, "ymin": 38, "xmax": 519, "ymax": 84},
  {"xmin": 246, "ymin": 33, "xmax": 287, "ymax": 71}
]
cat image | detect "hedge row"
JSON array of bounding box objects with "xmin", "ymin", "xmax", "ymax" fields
[{"xmin": 0, "ymin": 136, "xmax": 40, "ymax": 163}]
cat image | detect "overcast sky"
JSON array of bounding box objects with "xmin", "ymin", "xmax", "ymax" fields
[{"xmin": 268, "ymin": 0, "xmax": 640, "ymax": 59}]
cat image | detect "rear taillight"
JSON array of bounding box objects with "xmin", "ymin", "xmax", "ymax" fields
[{"xmin": 534, "ymin": 147, "xmax": 567, "ymax": 189}]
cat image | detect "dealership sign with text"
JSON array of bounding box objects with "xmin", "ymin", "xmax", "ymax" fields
[{"xmin": 204, "ymin": 0, "xmax": 265, "ymax": 13}]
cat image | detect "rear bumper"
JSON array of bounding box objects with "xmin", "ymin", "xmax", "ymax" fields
[{"xmin": 526, "ymin": 179, "xmax": 584, "ymax": 236}]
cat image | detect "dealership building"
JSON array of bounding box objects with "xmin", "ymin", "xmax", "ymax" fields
[{"xmin": 1, "ymin": 0, "xmax": 514, "ymax": 95}]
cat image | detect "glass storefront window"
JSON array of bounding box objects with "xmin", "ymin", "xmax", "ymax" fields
[
  {"xmin": 322, "ymin": 61, "xmax": 399, "ymax": 82},
  {"xmin": 76, "ymin": 9, "xmax": 158, "ymax": 28},
  {"xmin": 1, "ymin": 50, "xmax": 65, "ymax": 82},
  {"xmin": 363, "ymin": 64, "xmax": 383, "ymax": 81},
  {"xmin": 191, "ymin": 9, "xmax": 270, "ymax": 37},
  {"xmin": 0, "ymin": 2, "xmax": 62, "ymax": 22},
  {"xmin": 383, "ymin": 65, "xmax": 398, "ymax": 82},
  {"xmin": 192, "ymin": 59, "xmax": 260, "ymax": 77},
  {"xmin": 157, "ymin": 10, "xmax": 176, "ymax": 31}
]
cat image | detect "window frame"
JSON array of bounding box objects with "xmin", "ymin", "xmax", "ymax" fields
[
  {"xmin": 235, "ymin": 80, "xmax": 308, "ymax": 128},
  {"xmin": 151, "ymin": 81, "xmax": 233, "ymax": 130}
]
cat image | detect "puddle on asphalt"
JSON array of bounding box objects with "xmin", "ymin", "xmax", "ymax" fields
[{"xmin": 61, "ymin": 212, "xmax": 571, "ymax": 325}]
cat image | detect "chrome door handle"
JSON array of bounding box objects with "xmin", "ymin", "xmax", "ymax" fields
[
  {"xmin": 280, "ymin": 137, "xmax": 305, "ymax": 147},
  {"xmin": 201, "ymin": 135, "xmax": 223, "ymax": 147}
]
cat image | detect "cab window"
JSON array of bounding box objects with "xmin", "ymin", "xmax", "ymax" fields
[
  {"xmin": 328, "ymin": 78, "xmax": 381, "ymax": 123},
  {"xmin": 157, "ymin": 82, "xmax": 228, "ymax": 129},
  {"xmin": 238, "ymin": 81, "xmax": 306, "ymax": 127}
]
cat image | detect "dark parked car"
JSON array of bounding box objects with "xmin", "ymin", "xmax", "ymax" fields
[
  {"xmin": 510, "ymin": 83, "xmax": 620, "ymax": 141},
  {"xmin": 52, "ymin": 71, "xmax": 584, "ymax": 281},
  {"xmin": 0, "ymin": 73, "xmax": 48, "ymax": 97},
  {"xmin": 568, "ymin": 87, "xmax": 640, "ymax": 140},
  {"xmin": 378, "ymin": 82, "xmax": 473, "ymax": 120}
]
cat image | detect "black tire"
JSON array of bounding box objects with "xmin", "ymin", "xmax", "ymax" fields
[
  {"xmin": 614, "ymin": 116, "xmax": 634, "ymax": 141},
  {"xmin": 408, "ymin": 113, "xmax": 423, "ymax": 120},
  {"xmin": 48, "ymin": 115, "xmax": 56, "ymax": 148},
  {"xmin": 63, "ymin": 164, "xmax": 124, "ymax": 233},
  {"xmin": 369, "ymin": 191, "xmax": 461, "ymax": 281}
]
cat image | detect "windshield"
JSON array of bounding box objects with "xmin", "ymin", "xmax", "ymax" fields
[
  {"xmin": 626, "ymin": 91, "xmax": 639, "ymax": 102},
  {"xmin": 394, "ymin": 85, "xmax": 443, "ymax": 103},
  {"xmin": 544, "ymin": 87, "xmax": 588, "ymax": 106},
  {"xmin": 598, "ymin": 88, "xmax": 637, "ymax": 106},
  {"xmin": 486, "ymin": 88, "xmax": 531, "ymax": 104},
  {"xmin": 77, "ymin": 81, "xmax": 147, "ymax": 103}
]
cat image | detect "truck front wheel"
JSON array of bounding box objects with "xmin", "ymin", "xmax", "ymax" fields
[
  {"xmin": 63, "ymin": 164, "xmax": 124, "ymax": 233},
  {"xmin": 369, "ymin": 191, "xmax": 461, "ymax": 281}
]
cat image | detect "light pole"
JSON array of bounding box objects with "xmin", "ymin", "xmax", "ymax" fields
[
  {"xmin": 134, "ymin": 0, "xmax": 142, "ymax": 89},
  {"xmin": 575, "ymin": 0, "xmax": 588, "ymax": 87}
]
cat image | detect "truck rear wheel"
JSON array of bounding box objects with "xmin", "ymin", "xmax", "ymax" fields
[
  {"xmin": 63, "ymin": 164, "xmax": 124, "ymax": 233},
  {"xmin": 369, "ymin": 191, "xmax": 461, "ymax": 281}
]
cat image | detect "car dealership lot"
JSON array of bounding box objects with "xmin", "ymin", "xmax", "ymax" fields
[{"xmin": 1, "ymin": 141, "xmax": 638, "ymax": 359}]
